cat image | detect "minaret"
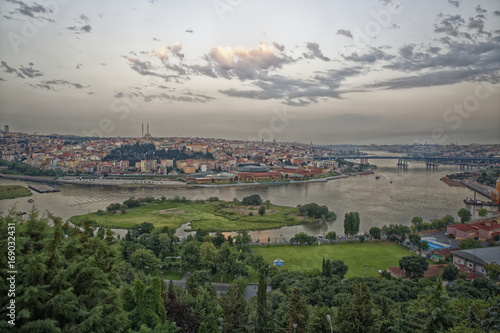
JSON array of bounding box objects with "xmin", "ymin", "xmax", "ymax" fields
[
  {"xmin": 142, "ymin": 123, "xmax": 144, "ymax": 137},
  {"xmin": 147, "ymin": 123, "xmax": 150, "ymax": 134}
]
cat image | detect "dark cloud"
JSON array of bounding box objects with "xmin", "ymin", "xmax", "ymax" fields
[
  {"xmin": 272, "ymin": 42, "xmax": 285, "ymax": 52},
  {"xmin": 467, "ymin": 18, "xmax": 484, "ymax": 32},
  {"xmin": 19, "ymin": 65, "xmax": 42, "ymax": 78},
  {"xmin": 1, "ymin": 61, "xmax": 24, "ymax": 78},
  {"xmin": 434, "ymin": 14, "xmax": 464, "ymax": 37},
  {"xmin": 81, "ymin": 24, "xmax": 92, "ymax": 33},
  {"xmin": 6, "ymin": 0, "xmax": 52, "ymax": 20},
  {"xmin": 475, "ymin": 5, "xmax": 487, "ymax": 14},
  {"xmin": 447, "ymin": 0, "xmax": 460, "ymax": 8},
  {"xmin": 303, "ymin": 42, "xmax": 330, "ymax": 61},
  {"xmin": 41, "ymin": 79, "xmax": 90, "ymax": 90},
  {"xmin": 124, "ymin": 56, "xmax": 182, "ymax": 82},
  {"xmin": 79, "ymin": 14, "xmax": 90, "ymax": 23},
  {"xmin": 343, "ymin": 47, "xmax": 394, "ymax": 63},
  {"xmin": 152, "ymin": 37, "xmax": 160, "ymax": 42},
  {"xmin": 336, "ymin": 29, "xmax": 353, "ymax": 39},
  {"xmin": 220, "ymin": 67, "xmax": 361, "ymax": 106},
  {"xmin": 494, "ymin": 10, "xmax": 500, "ymax": 17},
  {"xmin": 389, "ymin": 24, "xmax": 400, "ymax": 29},
  {"xmin": 114, "ymin": 90, "xmax": 213, "ymax": 103}
]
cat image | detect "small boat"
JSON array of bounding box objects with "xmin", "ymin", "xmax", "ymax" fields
[
  {"xmin": 375, "ymin": 176, "xmax": 380, "ymax": 180},
  {"xmin": 27, "ymin": 198, "xmax": 34, "ymax": 203}
]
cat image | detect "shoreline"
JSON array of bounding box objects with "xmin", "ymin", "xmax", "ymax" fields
[{"xmin": 0, "ymin": 173, "xmax": 351, "ymax": 189}]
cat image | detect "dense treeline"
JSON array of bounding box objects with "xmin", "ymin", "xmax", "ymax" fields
[
  {"xmin": 103, "ymin": 143, "xmax": 214, "ymax": 165},
  {"xmin": 0, "ymin": 160, "xmax": 59, "ymax": 177},
  {"xmin": 1, "ymin": 210, "xmax": 499, "ymax": 333}
]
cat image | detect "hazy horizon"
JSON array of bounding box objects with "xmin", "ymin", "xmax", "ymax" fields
[{"xmin": 1, "ymin": 0, "xmax": 499, "ymax": 145}]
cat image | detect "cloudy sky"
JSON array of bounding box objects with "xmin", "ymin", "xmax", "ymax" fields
[{"xmin": 0, "ymin": 0, "xmax": 499, "ymax": 144}]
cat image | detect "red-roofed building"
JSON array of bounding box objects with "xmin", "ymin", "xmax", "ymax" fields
[
  {"xmin": 470, "ymin": 220, "xmax": 500, "ymax": 240},
  {"xmin": 447, "ymin": 220, "xmax": 500, "ymax": 240},
  {"xmin": 446, "ymin": 224, "xmax": 477, "ymax": 239}
]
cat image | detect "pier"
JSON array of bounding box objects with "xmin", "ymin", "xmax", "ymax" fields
[
  {"xmin": 28, "ymin": 185, "xmax": 60, "ymax": 193},
  {"xmin": 459, "ymin": 180, "xmax": 494, "ymax": 199}
]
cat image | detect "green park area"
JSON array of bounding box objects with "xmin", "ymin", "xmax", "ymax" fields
[
  {"xmin": 0, "ymin": 184, "xmax": 32, "ymax": 200},
  {"xmin": 70, "ymin": 198, "xmax": 318, "ymax": 232},
  {"xmin": 253, "ymin": 242, "xmax": 415, "ymax": 278}
]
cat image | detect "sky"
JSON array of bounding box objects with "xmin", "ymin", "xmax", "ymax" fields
[{"xmin": 0, "ymin": 0, "xmax": 499, "ymax": 145}]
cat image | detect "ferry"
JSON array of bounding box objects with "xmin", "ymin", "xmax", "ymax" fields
[{"xmin": 463, "ymin": 198, "xmax": 498, "ymax": 206}]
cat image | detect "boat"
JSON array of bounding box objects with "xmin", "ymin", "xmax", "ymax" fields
[
  {"xmin": 27, "ymin": 198, "xmax": 34, "ymax": 203},
  {"xmin": 375, "ymin": 176, "xmax": 380, "ymax": 180}
]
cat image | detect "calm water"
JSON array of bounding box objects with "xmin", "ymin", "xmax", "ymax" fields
[{"xmin": 1, "ymin": 153, "xmax": 498, "ymax": 240}]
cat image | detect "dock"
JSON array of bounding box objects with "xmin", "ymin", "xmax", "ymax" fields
[
  {"xmin": 459, "ymin": 180, "xmax": 494, "ymax": 199},
  {"xmin": 28, "ymin": 185, "xmax": 60, "ymax": 193}
]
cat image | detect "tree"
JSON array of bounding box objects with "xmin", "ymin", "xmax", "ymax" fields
[
  {"xmin": 217, "ymin": 243, "xmax": 237, "ymax": 282},
  {"xmin": 457, "ymin": 208, "xmax": 472, "ymax": 223},
  {"xmin": 242, "ymin": 194, "xmax": 263, "ymax": 205},
  {"xmin": 164, "ymin": 284, "xmax": 200, "ymax": 332},
  {"xmin": 307, "ymin": 304, "xmax": 332, "ymax": 333},
  {"xmin": 344, "ymin": 212, "xmax": 360, "ymax": 238},
  {"xmin": 131, "ymin": 248, "xmax": 161, "ymax": 270},
  {"xmin": 336, "ymin": 283, "xmax": 376, "ymax": 333},
  {"xmin": 235, "ymin": 230, "xmax": 252, "ymax": 251},
  {"xmin": 199, "ymin": 242, "xmax": 218, "ymax": 272},
  {"xmin": 459, "ymin": 237, "xmax": 482, "ymax": 249},
  {"xmin": 129, "ymin": 278, "xmax": 167, "ymax": 330},
  {"xmin": 256, "ymin": 267, "xmax": 268, "ymax": 333},
  {"xmin": 442, "ymin": 263, "xmax": 460, "ymax": 282},
  {"xmin": 330, "ymin": 259, "xmax": 349, "ymax": 279},
  {"xmin": 399, "ymin": 256, "xmax": 428, "ymax": 279},
  {"xmin": 220, "ymin": 284, "xmax": 248, "ymax": 333},
  {"xmin": 408, "ymin": 233, "xmax": 422, "ymax": 251},
  {"xmin": 181, "ymin": 239, "xmax": 200, "ymax": 272},
  {"xmin": 258, "ymin": 206, "xmax": 266, "ymax": 216},
  {"xmin": 484, "ymin": 262, "xmax": 500, "ymax": 280},
  {"xmin": 369, "ymin": 227, "xmax": 381, "ymax": 240},
  {"xmin": 288, "ymin": 287, "xmax": 308, "ymax": 333},
  {"xmin": 411, "ymin": 216, "xmax": 423, "ymax": 231},
  {"xmin": 325, "ymin": 231, "xmax": 336, "ymax": 242},
  {"xmin": 478, "ymin": 208, "xmax": 488, "ymax": 220},
  {"xmin": 194, "ymin": 287, "xmax": 222, "ymax": 331}
]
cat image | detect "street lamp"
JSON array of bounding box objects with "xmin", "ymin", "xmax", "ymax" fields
[
  {"xmin": 218, "ymin": 317, "xmax": 223, "ymax": 332},
  {"xmin": 293, "ymin": 323, "xmax": 297, "ymax": 333},
  {"xmin": 326, "ymin": 314, "xmax": 333, "ymax": 333}
]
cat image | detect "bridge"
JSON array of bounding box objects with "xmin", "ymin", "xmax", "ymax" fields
[{"xmin": 314, "ymin": 156, "xmax": 500, "ymax": 170}]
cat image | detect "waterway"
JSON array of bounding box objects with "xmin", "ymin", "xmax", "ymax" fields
[{"xmin": 1, "ymin": 152, "xmax": 498, "ymax": 241}]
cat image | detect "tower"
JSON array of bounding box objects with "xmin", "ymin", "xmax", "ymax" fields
[
  {"xmin": 4, "ymin": 125, "xmax": 9, "ymax": 133},
  {"xmin": 142, "ymin": 123, "xmax": 144, "ymax": 137}
]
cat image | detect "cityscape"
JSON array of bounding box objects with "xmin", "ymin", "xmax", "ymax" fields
[{"xmin": 1, "ymin": 0, "xmax": 500, "ymax": 332}]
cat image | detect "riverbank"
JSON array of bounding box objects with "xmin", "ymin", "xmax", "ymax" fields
[{"xmin": 0, "ymin": 173, "xmax": 351, "ymax": 189}]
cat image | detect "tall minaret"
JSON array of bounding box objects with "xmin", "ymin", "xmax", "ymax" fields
[
  {"xmin": 147, "ymin": 123, "xmax": 150, "ymax": 134},
  {"xmin": 142, "ymin": 123, "xmax": 144, "ymax": 137}
]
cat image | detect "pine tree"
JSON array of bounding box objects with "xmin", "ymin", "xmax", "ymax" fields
[
  {"xmin": 336, "ymin": 283, "xmax": 376, "ymax": 333},
  {"xmin": 256, "ymin": 267, "xmax": 268, "ymax": 333},
  {"xmin": 288, "ymin": 287, "xmax": 308, "ymax": 333}
]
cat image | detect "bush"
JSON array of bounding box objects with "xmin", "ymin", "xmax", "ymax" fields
[
  {"xmin": 249, "ymin": 212, "xmax": 254, "ymax": 216},
  {"xmin": 493, "ymin": 234, "xmax": 500, "ymax": 242},
  {"xmin": 123, "ymin": 197, "xmax": 141, "ymax": 208},
  {"xmin": 242, "ymin": 194, "xmax": 263, "ymax": 206},
  {"xmin": 258, "ymin": 206, "xmax": 265, "ymax": 216}
]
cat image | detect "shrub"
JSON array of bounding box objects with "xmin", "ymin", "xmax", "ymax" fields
[{"xmin": 249, "ymin": 212, "xmax": 253, "ymax": 216}]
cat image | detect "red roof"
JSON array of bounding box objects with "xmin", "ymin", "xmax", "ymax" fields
[
  {"xmin": 450, "ymin": 224, "xmax": 476, "ymax": 232},
  {"xmin": 471, "ymin": 220, "xmax": 500, "ymax": 231}
]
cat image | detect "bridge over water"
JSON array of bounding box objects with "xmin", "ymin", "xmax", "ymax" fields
[{"xmin": 314, "ymin": 156, "xmax": 500, "ymax": 170}]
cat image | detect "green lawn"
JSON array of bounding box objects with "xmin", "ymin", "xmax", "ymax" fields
[
  {"xmin": 253, "ymin": 242, "xmax": 416, "ymax": 278},
  {"xmin": 0, "ymin": 185, "xmax": 32, "ymax": 200},
  {"xmin": 70, "ymin": 200, "xmax": 315, "ymax": 232}
]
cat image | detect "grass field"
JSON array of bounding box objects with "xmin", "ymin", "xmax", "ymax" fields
[
  {"xmin": 0, "ymin": 185, "xmax": 32, "ymax": 200},
  {"xmin": 70, "ymin": 200, "xmax": 315, "ymax": 232},
  {"xmin": 253, "ymin": 242, "xmax": 416, "ymax": 278}
]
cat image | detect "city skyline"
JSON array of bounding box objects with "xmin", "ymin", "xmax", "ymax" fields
[{"xmin": 1, "ymin": 0, "xmax": 499, "ymax": 145}]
